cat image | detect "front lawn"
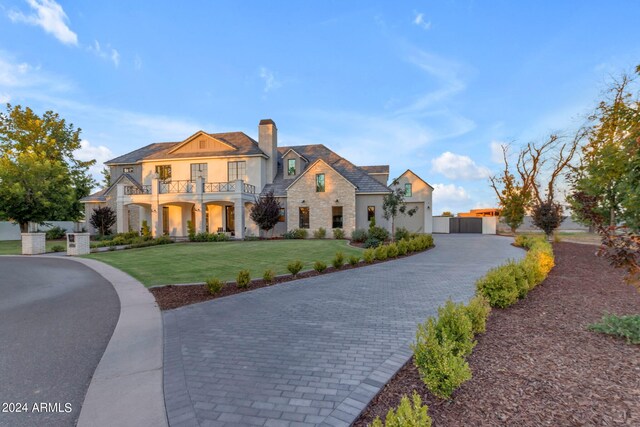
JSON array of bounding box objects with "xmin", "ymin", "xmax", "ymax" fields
[
  {"xmin": 84, "ymin": 239, "xmax": 363, "ymax": 287},
  {"xmin": 0, "ymin": 240, "xmax": 67, "ymax": 255}
]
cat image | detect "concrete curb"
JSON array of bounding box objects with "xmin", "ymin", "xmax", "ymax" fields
[{"xmin": 41, "ymin": 256, "xmax": 168, "ymax": 427}]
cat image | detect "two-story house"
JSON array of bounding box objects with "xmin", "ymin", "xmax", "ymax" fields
[{"xmin": 80, "ymin": 119, "xmax": 434, "ymax": 238}]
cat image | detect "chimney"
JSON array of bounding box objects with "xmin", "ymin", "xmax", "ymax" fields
[{"xmin": 258, "ymin": 119, "xmax": 278, "ymax": 184}]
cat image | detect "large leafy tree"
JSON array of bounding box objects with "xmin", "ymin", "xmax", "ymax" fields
[
  {"xmin": 0, "ymin": 104, "xmax": 95, "ymax": 231},
  {"xmin": 383, "ymin": 180, "xmax": 418, "ymax": 240},
  {"xmin": 250, "ymin": 191, "xmax": 281, "ymax": 237}
]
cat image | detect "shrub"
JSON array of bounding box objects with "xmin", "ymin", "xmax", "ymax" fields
[
  {"xmin": 313, "ymin": 227, "xmax": 327, "ymax": 239},
  {"xmin": 51, "ymin": 244, "xmax": 65, "ymax": 252},
  {"xmin": 514, "ymin": 234, "xmax": 529, "ymax": 248},
  {"xmin": 506, "ymin": 260, "xmax": 530, "ymax": 298},
  {"xmin": 141, "ymin": 220, "xmax": 151, "ymax": 238},
  {"xmin": 332, "ymin": 251, "xmax": 345, "ymax": 269},
  {"xmin": 370, "ymin": 392, "xmax": 432, "ymax": 427},
  {"xmin": 90, "ymin": 206, "xmax": 116, "ymax": 236},
  {"xmin": 283, "ymin": 228, "xmax": 308, "ymax": 239},
  {"xmin": 364, "ymin": 237, "xmax": 381, "ymax": 248},
  {"xmin": 154, "ymin": 235, "xmax": 173, "ymax": 245},
  {"xmin": 236, "ymin": 269, "xmax": 251, "ymax": 288},
  {"xmin": 520, "ymin": 256, "xmax": 541, "ymax": 288},
  {"xmin": 351, "ymin": 228, "xmax": 368, "ymax": 243},
  {"xmin": 434, "ymin": 300, "xmax": 476, "ymax": 357},
  {"xmin": 465, "ymin": 295, "xmax": 491, "ymax": 334},
  {"xmin": 363, "ymin": 248, "xmax": 375, "ymax": 263},
  {"xmin": 408, "ymin": 238, "xmax": 419, "ymax": 253},
  {"xmin": 369, "ymin": 226, "xmax": 390, "ymax": 242},
  {"xmin": 263, "ymin": 269, "xmax": 276, "ymax": 283},
  {"xmin": 313, "ymin": 260, "xmax": 327, "ymax": 273},
  {"xmin": 348, "ymin": 254, "xmax": 360, "ymax": 266},
  {"xmin": 333, "ymin": 228, "xmax": 345, "ymax": 239},
  {"xmin": 588, "ymin": 314, "xmax": 640, "ymax": 344},
  {"xmin": 397, "ymin": 239, "xmax": 409, "ymax": 256},
  {"xmin": 412, "ymin": 318, "xmax": 472, "ymax": 398},
  {"xmin": 45, "ymin": 226, "xmax": 66, "ymax": 240},
  {"xmin": 374, "ymin": 244, "xmax": 388, "ymax": 261},
  {"xmin": 205, "ymin": 277, "xmax": 224, "ymax": 294},
  {"xmin": 192, "ymin": 232, "xmax": 231, "ymax": 242},
  {"xmin": 287, "ymin": 260, "xmax": 304, "ymax": 275},
  {"xmin": 476, "ymin": 264, "xmax": 519, "ymax": 308},
  {"xmin": 386, "ymin": 243, "xmax": 399, "ymax": 258},
  {"xmin": 187, "ymin": 220, "xmax": 196, "ymax": 241},
  {"xmin": 394, "ymin": 227, "xmax": 411, "ymax": 242}
]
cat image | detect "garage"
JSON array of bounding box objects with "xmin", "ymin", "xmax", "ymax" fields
[{"xmin": 395, "ymin": 202, "xmax": 425, "ymax": 233}]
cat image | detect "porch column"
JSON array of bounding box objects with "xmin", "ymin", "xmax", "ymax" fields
[
  {"xmin": 194, "ymin": 203, "xmax": 206, "ymax": 233},
  {"xmin": 116, "ymin": 184, "xmax": 128, "ymax": 233},
  {"xmin": 151, "ymin": 176, "xmax": 161, "ymax": 237},
  {"xmin": 234, "ymin": 199, "xmax": 245, "ymax": 239}
]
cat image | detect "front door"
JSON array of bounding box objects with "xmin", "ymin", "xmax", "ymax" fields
[
  {"xmin": 225, "ymin": 205, "xmax": 235, "ymax": 234},
  {"xmin": 162, "ymin": 206, "xmax": 170, "ymax": 235}
]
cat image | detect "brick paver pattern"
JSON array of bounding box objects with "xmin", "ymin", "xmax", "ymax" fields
[{"xmin": 163, "ymin": 235, "xmax": 524, "ymax": 427}]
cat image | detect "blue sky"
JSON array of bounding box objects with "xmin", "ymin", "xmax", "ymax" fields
[{"xmin": 1, "ymin": 1, "xmax": 639, "ymax": 213}]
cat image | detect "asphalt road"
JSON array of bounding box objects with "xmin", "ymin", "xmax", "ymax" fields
[{"xmin": 0, "ymin": 257, "xmax": 120, "ymax": 427}]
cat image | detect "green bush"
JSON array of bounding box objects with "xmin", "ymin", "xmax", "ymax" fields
[
  {"xmin": 465, "ymin": 295, "xmax": 491, "ymax": 334},
  {"xmin": 313, "ymin": 227, "xmax": 326, "ymax": 239},
  {"xmin": 333, "ymin": 228, "xmax": 345, "ymax": 239},
  {"xmin": 332, "ymin": 251, "xmax": 345, "ymax": 269},
  {"xmin": 434, "ymin": 300, "xmax": 476, "ymax": 357},
  {"xmin": 287, "ymin": 260, "xmax": 304, "ymax": 275},
  {"xmin": 45, "ymin": 226, "xmax": 66, "ymax": 240},
  {"xmin": 364, "ymin": 237, "xmax": 381, "ymax": 248},
  {"xmin": 386, "ymin": 243, "xmax": 399, "ymax": 258},
  {"xmin": 187, "ymin": 220, "xmax": 196, "ymax": 241},
  {"xmin": 141, "ymin": 220, "xmax": 151, "ymax": 238},
  {"xmin": 408, "ymin": 238, "xmax": 419, "ymax": 253},
  {"xmin": 154, "ymin": 235, "xmax": 173, "ymax": 245},
  {"xmin": 506, "ymin": 260, "xmax": 530, "ymax": 298},
  {"xmin": 394, "ymin": 227, "xmax": 411, "ymax": 242},
  {"xmin": 363, "ymin": 248, "xmax": 375, "ymax": 263},
  {"xmin": 313, "ymin": 260, "xmax": 327, "ymax": 273},
  {"xmin": 348, "ymin": 254, "xmax": 360, "ymax": 266},
  {"xmin": 374, "ymin": 244, "xmax": 388, "ymax": 261},
  {"xmin": 192, "ymin": 232, "xmax": 230, "ymax": 242},
  {"xmin": 263, "ymin": 269, "xmax": 276, "ymax": 283},
  {"xmin": 283, "ymin": 228, "xmax": 308, "ymax": 239},
  {"xmin": 476, "ymin": 264, "xmax": 519, "ymax": 308},
  {"xmin": 50, "ymin": 244, "xmax": 65, "ymax": 252},
  {"xmin": 369, "ymin": 226, "xmax": 390, "ymax": 242},
  {"xmin": 589, "ymin": 314, "xmax": 640, "ymax": 344},
  {"xmin": 412, "ymin": 318, "xmax": 472, "ymax": 398},
  {"xmin": 205, "ymin": 277, "xmax": 224, "ymax": 294},
  {"xmin": 370, "ymin": 391, "xmax": 432, "ymax": 427},
  {"xmin": 351, "ymin": 228, "xmax": 368, "ymax": 243},
  {"xmin": 397, "ymin": 239, "xmax": 409, "ymax": 256},
  {"xmin": 520, "ymin": 256, "xmax": 541, "ymax": 289},
  {"xmin": 236, "ymin": 269, "xmax": 251, "ymax": 288}
]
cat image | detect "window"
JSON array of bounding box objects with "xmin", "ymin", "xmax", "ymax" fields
[
  {"xmin": 332, "ymin": 206, "xmax": 343, "ymax": 229},
  {"xmin": 227, "ymin": 161, "xmax": 246, "ymax": 181},
  {"xmin": 299, "ymin": 207, "xmax": 310, "ymax": 229},
  {"xmin": 404, "ymin": 183, "xmax": 413, "ymax": 197},
  {"xmin": 155, "ymin": 165, "xmax": 172, "ymax": 181},
  {"xmin": 316, "ymin": 173, "xmax": 325, "ymax": 192},
  {"xmin": 123, "ymin": 167, "xmax": 134, "ymax": 173},
  {"xmin": 278, "ymin": 208, "xmax": 286, "ymax": 222},
  {"xmin": 190, "ymin": 163, "xmax": 207, "ymax": 181},
  {"xmin": 198, "ymin": 139, "xmax": 208, "ymax": 150},
  {"xmin": 288, "ymin": 159, "xmax": 296, "ymax": 176},
  {"xmin": 367, "ymin": 206, "xmax": 375, "ymax": 222}
]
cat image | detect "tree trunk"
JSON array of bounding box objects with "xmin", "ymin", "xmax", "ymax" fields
[
  {"xmin": 20, "ymin": 222, "xmax": 28, "ymax": 233},
  {"xmin": 610, "ymin": 208, "xmax": 616, "ymax": 227}
]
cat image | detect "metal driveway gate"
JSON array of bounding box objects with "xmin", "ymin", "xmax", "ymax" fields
[{"xmin": 449, "ymin": 217, "xmax": 482, "ymax": 233}]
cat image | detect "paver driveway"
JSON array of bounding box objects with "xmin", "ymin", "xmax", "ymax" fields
[{"xmin": 163, "ymin": 235, "xmax": 523, "ymax": 427}]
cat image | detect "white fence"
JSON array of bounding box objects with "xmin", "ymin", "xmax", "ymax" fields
[
  {"xmin": 432, "ymin": 216, "xmax": 450, "ymax": 233},
  {"xmin": 0, "ymin": 221, "xmax": 81, "ymax": 241}
]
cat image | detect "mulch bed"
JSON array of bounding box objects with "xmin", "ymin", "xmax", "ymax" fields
[
  {"xmin": 354, "ymin": 242, "xmax": 640, "ymax": 426},
  {"xmin": 150, "ymin": 247, "xmax": 433, "ymax": 310}
]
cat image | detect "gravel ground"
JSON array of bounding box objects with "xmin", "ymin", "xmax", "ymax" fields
[{"xmin": 354, "ymin": 242, "xmax": 640, "ymax": 426}]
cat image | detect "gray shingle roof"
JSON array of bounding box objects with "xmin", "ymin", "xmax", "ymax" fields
[
  {"xmin": 262, "ymin": 145, "xmax": 391, "ymax": 196},
  {"xmin": 80, "ymin": 173, "xmax": 144, "ymax": 203},
  {"xmin": 80, "ymin": 188, "xmax": 107, "ymax": 203},
  {"xmin": 105, "ymin": 143, "xmax": 175, "ymax": 165},
  {"xmin": 359, "ymin": 165, "xmax": 389, "ymax": 174}
]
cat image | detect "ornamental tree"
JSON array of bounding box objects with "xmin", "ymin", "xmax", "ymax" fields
[
  {"xmin": 89, "ymin": 206, "xmax": 116, "ymax": 236},
  {"xmin": 250, "ymin": 191, "xmax": 281, "ymax": 237},
  {"xmin": 383, "ymin": 180, "xmax": 418, "ymax": 240}
]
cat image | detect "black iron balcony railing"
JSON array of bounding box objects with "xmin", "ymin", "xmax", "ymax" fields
[
  {"xmin": 159, "ymin": 180, "xmax": 195, "ymax": 194},
  {"xmin": 124, "ymin": 185, "xmax": 151, "ymax": 195},
  {"xmin": 124, "ymin": 181, "xmax": 256, "ymax": 195}
]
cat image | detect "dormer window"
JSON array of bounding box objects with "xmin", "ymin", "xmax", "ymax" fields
[
  {"xmin": 288, "ymin": 159, "xmax": 296, "ymax": 176},
  {"xmin": 123, "ymin": 167, "xmax": 133, "ymax": 173}
]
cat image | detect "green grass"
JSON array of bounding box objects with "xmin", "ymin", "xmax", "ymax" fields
[
  {"xmin": 0, "ymin": 240, "xmax": 67, "ymax": 255},
  {"xmin": 84, "ymin": 239, "xmax": 363, "ymax": 287}
]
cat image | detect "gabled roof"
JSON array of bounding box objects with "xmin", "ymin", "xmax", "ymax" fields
[
  {"xmin": 261, "ymin": 144, "xmax": 392, "ymax": 196},
  {"xmin": 395, "ymin": 169, "xmax": 434, "ymax": 189},
  {"xmin": 286, "ymin": 158, "xmax": 357, "ymax": 190},
  {"xmin": 167, "ymin": 130, "xmax": 236, "ymax": 154},
  {"xmin": 80, "ymin": 173, "xmax": 143, "ymax": 203},
  {"xmin": 359, "ymin": 165, "xmax": 390, "ymax": 174},
  {"xmin": 281, "ymin": 148, "xmax": 309, "ymax": 162}
]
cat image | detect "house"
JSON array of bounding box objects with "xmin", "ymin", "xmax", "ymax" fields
[
  {"xmin": 458, "ymin": 208, "xmax": 501, "ymax": 218},
  {"xmin": 80, "ymin": 119, "xmax": 433, "ymax": 239}
]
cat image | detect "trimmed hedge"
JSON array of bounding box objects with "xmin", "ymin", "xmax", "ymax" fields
[{"xmin": 370, "ymin": 392, "xmax": 432, "ymax": 427}]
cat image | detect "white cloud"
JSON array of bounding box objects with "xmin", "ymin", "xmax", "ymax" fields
[
  {"xmin": 431, "ymin": 151, "xmax": 491, "ymax": 180},
  {"xmin": 490, "ymin": 140, "xmax": 506, "ymax": 164},
  {"xmin": 0, "ymin": 52, "xmax": 73, "ymax": 92},
  {"xmin": 432, "ymin": 183, "xmax": 472, "ymax": 214},
  {"xmin": 8, "ymin": 0, "xmax": 78, "ymax": 45},
  {"xmin": 0, "ymin": 93, "xmax": 10, "ymax": 103},
  {"xmin": 259, "ymin": 66, "xmax": 282, "ymax": 93},
  {"xmin": 74, "ymin": 139, "xmax": 113, "ymax": 178},
  {"xmin": 413, "ymin": 12, "xmax": 432, "ymax": 30},
  {"xmin": 134, "ymin": 55, "xmax": 142, "ymax": 71},
  {"xmin": 88, "ymin": 40, "xmax": 120, "ymax": 67}
]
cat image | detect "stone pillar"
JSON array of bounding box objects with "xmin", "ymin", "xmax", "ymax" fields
[
  {"xmin": 194, "ymin": 203, "xmax": 205, "ymax": 233},
  {"xmin": 234, "ymin": 199, "xmax": 245, "ymax": 239},
  {"xmin": 21, "ymin": 233, "xmax": 46, "ymax": 255},
  {"xmin": 151, "ymin": 177, "xmax": 161, "ymax": 237},
  {"xmin": 116, "ymin": 184, "xmax": 128, "ymax": 233},
  {"xmin": 67, "ymin": 233, "xmax": 90, "ymax": 255}
]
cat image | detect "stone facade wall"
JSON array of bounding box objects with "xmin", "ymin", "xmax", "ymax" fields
[
  {"xmin": 286, "ymin": 161, "xmax": 356, "ymax": 237},
  {"xmin": 21, "ymin": 233, "xmax": 46, "ymax": 255},
  {"xmin": 66, "ymin": 233, "xmax": 91, "ymax": 255}
]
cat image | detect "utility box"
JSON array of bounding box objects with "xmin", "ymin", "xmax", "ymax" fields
[{"xmin": 66, "ymin": 233, "xmax": 90, "ymax": 256}]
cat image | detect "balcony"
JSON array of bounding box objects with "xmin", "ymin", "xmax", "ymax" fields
[
  {"xmin": 123, "ymin": 185, "xmax": 151, "ymax": 195},
  {"xmin": 123, "ymin": 180, "xmax": 256, "ymax": 196}
]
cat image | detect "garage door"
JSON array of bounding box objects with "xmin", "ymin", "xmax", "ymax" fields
[
  {"xmin": 396, "ymin": 202, "xmax": 425, "ymax": 233},
  {"xmin": 449, "ymin": 217, "xmax": 482, "ymax": 233}
]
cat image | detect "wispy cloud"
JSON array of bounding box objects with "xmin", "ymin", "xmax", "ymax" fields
[
  {"xmin": 8, "ymin": 0, "xmax": 78, "ymax": 45},
  {"xmin": 431, "ymin": 151, "xmax": 491, "ymax": 180},
  {"xmin": 88, "ymin": 40, "xmax": 120, "ymax": 67},
  {"xmin": 0, "ymin": 93, "xmax": 10, "ymax": 103},
  {"xmin": 0, "ymin": 52, "xmax": 73, "ymax": 92},
  {"xmin": 413, "ymin": 12, "xmax": 432, "ymax": 30},
  {"xmin": 259, "ymin": 66, "xmax": 282, "ymax": 93},
  {"xmin": 432, "ymin": 183, "xmax": 471, "ymax": 214},
  {"xmin": 134, "ymin": 55, "xmax": 142, "ymax": 71},
  {"xmin": 74, "ymin": 139, "xmax": 113, "ymax": 177}
]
